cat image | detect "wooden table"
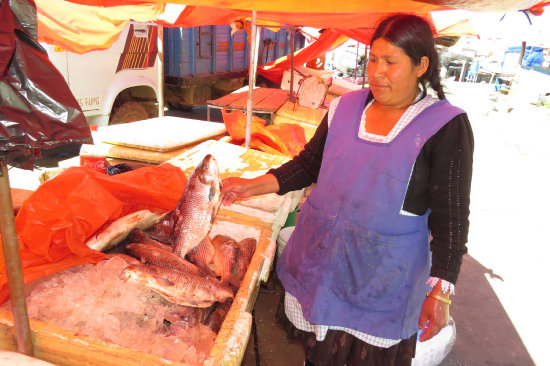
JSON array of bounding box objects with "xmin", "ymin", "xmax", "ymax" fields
[{"xmin": 206, "ymin": 88, "xmax": 290, "ymax": 123}]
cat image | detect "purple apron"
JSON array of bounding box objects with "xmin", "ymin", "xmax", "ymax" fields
[{"xmin": 277, "ymin": 89, "xmax": 464, "ymax": 339}]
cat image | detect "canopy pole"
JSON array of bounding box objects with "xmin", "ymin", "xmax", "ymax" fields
[
  {"xmin": 362, "ymin": 45, "xmax": 368, "ymax": 88},
  {"xmin": 289, "ymin": 27, "xmax": 296, "ymax": 103},
  {"xmin": 246, "ymin": 11, "xmax": 259, "ymax": 148},
  {"xmin": 354, "ymin": 40, "xmax": 359, "ymax": 79},
  {"xmin": 0, "ymin": 162, "xmax": 34, "ymax": 356},
  {"xmin": 157, "ymin": 25, "xmax": 164, "ymax": 117},
  {"xmin": 519, "ymin": 41, "xmax": 526, "ymax": 65}
]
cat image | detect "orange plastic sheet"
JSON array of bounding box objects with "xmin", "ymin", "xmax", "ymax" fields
[
  {"xmin": 258, "ymin": 28, "xmax": 348, "ymax": 84},
  {"xmin": 222, "ymin": 108, "xmax": 306, "ymax": 157},
  {"xmin": 0, "ymin": 163, "xmax": 188, "ymax": 304},
  {"xmin": 35, "ymin": 0, "xmax": 550, "ymax": 53}
]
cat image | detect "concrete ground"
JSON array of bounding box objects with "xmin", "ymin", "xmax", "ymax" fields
[{"xmin": 6, "ymin": 82, "xmax": 549, "ymax": 366}]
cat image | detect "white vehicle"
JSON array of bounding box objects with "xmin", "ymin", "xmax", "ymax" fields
[
  {"xmin": 42, "ymin": 22, "xmax": 305, "ymax": 126},
  {"xmin": 43, "ymin": 22, "xmax": 160, "ymax": 126}
]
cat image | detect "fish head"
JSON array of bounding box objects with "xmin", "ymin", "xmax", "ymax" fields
[{"xmin": 196, "ymin": 154, "xmax": 220, "ymax": 185}]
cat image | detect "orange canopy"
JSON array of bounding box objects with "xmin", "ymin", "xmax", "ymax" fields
[{"xmin": 36, "ymin": 0, "xmax": 549, "ymax": 53}]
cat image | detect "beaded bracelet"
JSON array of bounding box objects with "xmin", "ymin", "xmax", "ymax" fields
[{"xmin": 426, "ymin": 291, "xmax": 452, "ymax": 305}]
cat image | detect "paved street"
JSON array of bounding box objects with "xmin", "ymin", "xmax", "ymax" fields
[{"xmin": 432, "ymin": 82, "xmax": 548, "ymax": 365}]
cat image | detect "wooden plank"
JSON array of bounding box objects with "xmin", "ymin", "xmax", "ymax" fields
[
  {"xmin": 253, "ymin": 89, "xmax": 289, "ymax": 112},
  {"xmin": 97, "ymin": 117, "xmax": 227, "ymax": 152},
  {"xmin": 275, "ymin": 100, "xmax": 327, "ymax": 126},
  {"xmin": 273, "ymin": 115, "xmax": 318, "ymax": 142},
  {"xmin": 99, "ymin": 133, "xmax": 227, "ymax": 164},
  {"xmin": 206, "ymin": 89, "xmax": 245, "ymax": 107},
  {"xmin": 227, "ymin": 88, "xmax": 276, "ymax": 110},
  {"xmin": 0, "ymin": 309, "xmax": 192, "ymax": 366}
]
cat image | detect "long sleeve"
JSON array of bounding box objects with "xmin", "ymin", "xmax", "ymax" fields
[
  {"xmin": 402, "ymin": 113, "xmax": 474, "ymax": 284},
  {"xmin": 268, "ymin": 115, "xmax": 328, "ymax": 195}
]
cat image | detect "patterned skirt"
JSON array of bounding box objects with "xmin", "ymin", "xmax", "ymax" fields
[{"xmin": 275, "ymin": 292, "xmax": 417, "ymax": 366}]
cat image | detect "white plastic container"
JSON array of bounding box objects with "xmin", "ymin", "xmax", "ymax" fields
[{"xmin": 276, "ymin": 226, "xmax": 295, "ymax": 257}]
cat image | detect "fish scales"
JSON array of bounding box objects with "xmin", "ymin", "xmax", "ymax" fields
[
  {"xmin": 204, "ymin": 301, "xmax": 232, "ymax": 334},
  {"xmin": 122, "ymin": 264, "xmax": 233, "ymax": 307},
  {"xmin": 172, "ymin": 154, "xmax": 221, "ymax": 258},
  {"xmin": 125, "ymin": 243, "xmax": 203, "ymax": 276},
  {"xmin": 235, "ymin": 238, "xmax": 257, "ymax": 282},
  {"xmin": 211, "ymin": 235, "xmax": 238, "ymax": 286},
  {"xmin": 187, "ymin": 236, "xmax": 216, "ymax": 274},
  {"xmin": 85, "ymin": 210, "xmax": 166, "ymax": 252},
  {"xmin": 128, "ymin": 229, "xmax": 173, "ymax": 252}
]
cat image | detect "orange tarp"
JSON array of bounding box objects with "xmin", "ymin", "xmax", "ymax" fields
[
  {"xmin": 35, "ymin": 0, "xmax": 449, "ymax": 53},
  {"xmin": 258, "ymin": 28, "xmax": 348, "ymax": 84},
  {"xmin": 37, "ymin": 0, "xmax": 166, "ymax": 53},
  {"xmin": 0, "ymin": 164, "xmax": 188, "ymax": 304},
  {"xmin": 43, "ymin": 0, "xmax": 448, "ymax": 13},
  {"xmin": 36, "ymin": 0, "xmax": 549, "ymax": 54}
]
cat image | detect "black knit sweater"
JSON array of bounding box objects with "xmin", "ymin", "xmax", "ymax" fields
[{"xmin": 269, "ymin": 93, "xmax": 474, "ymax": 285}]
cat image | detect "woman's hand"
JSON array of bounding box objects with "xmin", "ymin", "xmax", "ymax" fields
[
  {"xmin": 418, "ymin": 282, "xmax": 450, "ymax": 342},
  {"xmin": 221, "ymin": 177, "xmax": 255, "ymax": 205},
  {"xmin": 221, "ymin": 174, "xmax": 280, "ymax": 206}
]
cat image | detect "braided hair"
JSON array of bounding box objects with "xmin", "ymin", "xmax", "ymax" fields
[{"xmin": 370, "ymin": 14, "xmax": 446, "ymax": 100}]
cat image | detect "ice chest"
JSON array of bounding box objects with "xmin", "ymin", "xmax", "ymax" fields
[{"xmin": 0, "ymin": 217, "xmax": 276, "ymax": 366}]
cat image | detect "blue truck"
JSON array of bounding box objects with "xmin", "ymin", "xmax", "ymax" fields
[
  {"xmin": 164, "ymin": 25, "xmax": 304, "ymax": 110},
  {"xmin": 44, "ymin": 23, "xmax": 304, "ymax": 125}
]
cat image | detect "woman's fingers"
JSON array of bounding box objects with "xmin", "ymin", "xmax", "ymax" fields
[{"xmin": 221, "ymin": 191, "xmax": 238, "ymax": 206}]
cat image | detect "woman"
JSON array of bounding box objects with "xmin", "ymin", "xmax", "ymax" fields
[{"xmin": 222, "ymin": 14, "xmax": 473, "ymax": 366}]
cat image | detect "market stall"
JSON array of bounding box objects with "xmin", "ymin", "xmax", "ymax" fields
[{"xmin": 2, "ymin": 0, "xmax": 549, "ymax": 365}]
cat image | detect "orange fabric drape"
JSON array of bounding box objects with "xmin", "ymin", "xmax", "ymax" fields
[
  {"xmin": 257, "ymin": 29, "xmax": 348, "ymax": 84},
  {"xmin": 0, "ymin": 163, "xmax": 188, "ymax": 305},
  {"xmin": 37, "ymin": 0, "xmax": 165, "ymax": 53}
]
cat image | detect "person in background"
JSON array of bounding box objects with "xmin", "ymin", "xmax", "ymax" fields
[{"xmin": 222, "ymin": 13, "xmax": 473, "ymax": 366}]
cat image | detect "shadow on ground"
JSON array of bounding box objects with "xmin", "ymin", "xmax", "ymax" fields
[
  {"xmin": 244, "ymin": 254, "xmax": 534, "ymax": 366},
  {"xmin": 441, "ymin": 254, "xmax": 534, "ymax": 366}
]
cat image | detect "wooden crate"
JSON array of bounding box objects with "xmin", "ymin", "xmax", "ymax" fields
[{"xmin": 0, "ymin": 218, "xmax": 276, "ymax": 366}]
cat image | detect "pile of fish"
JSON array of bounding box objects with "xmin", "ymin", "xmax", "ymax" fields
[{"xmin": 85, "ymin": 154, "xmax": 257, "ymax": 333}]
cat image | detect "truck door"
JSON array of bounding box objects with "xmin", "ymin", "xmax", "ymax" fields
[
  {"xmin": 65, "ymin": 27, "xmax": 131, "ymax": 114},
  {"xmin": 43, "ymin": 45, "xmax": 69, "ymax": 84}
]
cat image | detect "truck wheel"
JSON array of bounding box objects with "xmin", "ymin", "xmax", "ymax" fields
[{"xmin": 109, "ymin": 101, "xmax": 149, "ymax": 125}]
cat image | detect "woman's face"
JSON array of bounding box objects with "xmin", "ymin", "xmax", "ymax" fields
[{"xmin": 367, "ymin": 37, "xmax": 428, "ymax": 109}]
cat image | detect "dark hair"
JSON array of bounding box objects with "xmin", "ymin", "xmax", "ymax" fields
[{"xmin": 370, "ymin": 14, "xmax": 445, "ymax": 100}]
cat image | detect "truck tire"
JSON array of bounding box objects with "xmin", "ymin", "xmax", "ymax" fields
[{"xmin": 109, "ymin": 101, "xmax": 149, "ymax": 125}]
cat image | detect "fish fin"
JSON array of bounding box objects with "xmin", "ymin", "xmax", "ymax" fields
[
  {"xmin": 209, "ymin": 184, "xmax": 215, "ymax": 201},
  {"xmin": 153, "ymin": 276, "xmax": 175, "ymax": 287}
]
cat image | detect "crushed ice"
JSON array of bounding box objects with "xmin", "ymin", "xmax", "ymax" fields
[{"xmin": 3, "ymin": 257, "xmax": 216, "ymax": 364}]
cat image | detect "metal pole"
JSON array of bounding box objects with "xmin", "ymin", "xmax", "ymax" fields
[
  {"xmin": 245, "ymin": 11, "xmax": 259, "ymax": 148},
  {"xmin": 519, "ymin": 41, "xmax": 526, "ymax": 66},
  {"xmin": 459, "ymin": 60, "xmax": 466, "ymax": 82},
  {"xmin": 354, "ymin": 40, "xmax": 359, "ymax": 79},
  {"xmin": 289, "ymin": 27, "xmax": 296, "ymax": 103},
  {"xmin": 362, "ymin": 44, "xmax": 368, "ymax": 88},
  {"xmin": 0, "ymin": 162, "xmax": 34, "ymax": 356},
  {"xmin": 157, "ymin": 25, "xmax": 164, "ymax": 117}
]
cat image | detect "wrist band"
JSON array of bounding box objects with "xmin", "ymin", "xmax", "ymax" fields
[{"xmin": 426, "ymin": 291, "xmax": 452, "ymax": 305}]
